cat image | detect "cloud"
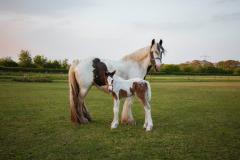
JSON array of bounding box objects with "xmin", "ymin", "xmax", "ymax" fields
[
  {"xmin": 0, "ymin": 0, "xmax": 97, "ymax": 15},
  {"xmin": 213, "ymin": 12, "xmax": 240, "ymax": 22},
  {"xmin": 0, "ymin": 0, "xmax": 239, "ymax": 63}
]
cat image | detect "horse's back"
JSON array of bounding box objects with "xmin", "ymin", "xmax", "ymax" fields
[{"xmin": 102, "ymin": 59, "xmax": 144, "ymax": 79}]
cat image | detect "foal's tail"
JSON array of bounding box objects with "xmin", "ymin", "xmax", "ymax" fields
[
  {"xmin": 146, "ymin": 81, "xmax": 151, "ymax": 102},
  {"xmin": 68, "ymin": 60, "xmax": 81, "ymax": 123}
]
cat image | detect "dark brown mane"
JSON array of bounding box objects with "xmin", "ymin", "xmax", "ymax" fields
[{"xmin": 92, "ymin": 58, "xmax": 108, "ymax": 86}]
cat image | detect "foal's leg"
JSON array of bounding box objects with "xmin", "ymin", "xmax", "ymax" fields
[
  {"xmin": 111, "ymin": 98, "xmax": 120, "ymax": 129},
  {"xmin": 144, "ymin": 101, "xmax": 153, "ymax": 131},
  {"xmin": 143, "ymin": 109, "xmax": 148, "ymax": 129},
  {"xmin": 121, "ymin": 97, "xmax": 135, "ymax": 125},
  {"xmin": 138, "ymin": 94, "xmax": 153, "ymax": 131}
]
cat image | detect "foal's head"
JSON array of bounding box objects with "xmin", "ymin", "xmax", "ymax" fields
[
  {"xmin": 105, "ymin": 70, "xmax": 116, "ymax": 92},
  {"xmin": 150, "ymin": 39, "xmax": 165, "ymax": 71}
]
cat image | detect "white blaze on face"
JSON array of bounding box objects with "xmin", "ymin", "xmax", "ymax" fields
[
  {"xmin": 107, "ymin": 76, "xmax": 113, "ymax": 91},
  {"xmin": 154, "ymin": 52, "xmax": 162, "ymax": 69},
  {"xmin": 151, "ymin": 44, "xmax": 162, "ymax": 71}
]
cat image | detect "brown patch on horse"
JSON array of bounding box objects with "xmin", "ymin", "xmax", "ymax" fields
[
  {"xmin": 132, "ymin": 82, "xmax": 148, "ymax": 105},
  {"xmin": 92, "ymin": 58, "xmax": 108, "ymax": 86},
  {"xmin": 119, "ymin": 89, "xmax": 128, "ymax": 99}
]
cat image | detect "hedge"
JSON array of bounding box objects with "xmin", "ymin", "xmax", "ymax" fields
[{"xmin": 0, "ymin": 66, "xmax": 68, "ymax": 73}]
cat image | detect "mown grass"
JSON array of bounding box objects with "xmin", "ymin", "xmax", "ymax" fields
[{"xmin": 0, "ymin": 77, "xmax": 240, "ymax": 160}]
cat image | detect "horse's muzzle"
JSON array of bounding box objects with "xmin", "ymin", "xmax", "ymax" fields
[{"xmin": 155, "ymin": 64, "xmax": 161, "ymax": 72}]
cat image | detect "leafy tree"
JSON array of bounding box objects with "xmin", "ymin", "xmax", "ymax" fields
[
  {"xmin": 33, "ymin": 55, "xmax": 47, "ymax": 68},
  {"xmin": 18, "ymin": 50, "xmax": 32, "ymax": 67},
  {"xmin": 52, "ymin": 60, "xmax": 61, "ymax": 68},
  {"xmin": 0, "ymin": 57, "xmax": 18, "ymax": 67},
  {"xmin": 216, "ymin": 60, "xmax": 240, "ymax": 71},
  {"xmin": 45, "ymin": 60, "xmax": 61, "ymax": 69},
  {"xmin": 61, "ymin": 59, "xmax": 69, "ymax": 69},
  {"xmin": 179, "ymin": 63, "xmax": 193, "ymax": 73},
  {"xmin": 190, "ymin": 60, "xmax": 202, "ymax": 73},
  {"xmin": 160, "ymin": 64, "xmax": 180, "ymax": 74}
]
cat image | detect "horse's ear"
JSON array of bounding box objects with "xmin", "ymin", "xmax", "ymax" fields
[
  {"xmin": 159, "ymin": 39, "xmax": 163, "ymax": 46},
  {"xmin": 151, "ymin": 39, "xmax": 155, "ymax": 47},
  {"xmin": 110, "ymin": 70, "xmax": 116, "ymax": 77}
]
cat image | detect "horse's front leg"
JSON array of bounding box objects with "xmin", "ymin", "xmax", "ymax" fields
[
  {"xmin": 121, "ymin": 97, "xmax": 135, "ymax": 125},
  {"xmin": 111, "ymin": 98, "xmax": 120, "ymax": 129}
]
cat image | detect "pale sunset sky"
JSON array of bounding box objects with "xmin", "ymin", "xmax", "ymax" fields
[{"xmin": 0, "ymin": 0, "xmax": 239, "ymax": 64}]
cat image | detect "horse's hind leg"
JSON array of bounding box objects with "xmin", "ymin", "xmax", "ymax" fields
[
  {"xmin": 80, "ymin": 87, "xmax": 92, "ymax": 121},
  {"xmin": 121, "ymin": 97, "xmax": 135, "ymax": 125},
  {"xmin": 82, "ymin": 102, "xmax": 91, "ymax": 121}
]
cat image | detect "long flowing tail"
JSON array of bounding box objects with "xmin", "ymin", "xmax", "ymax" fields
[
  {"xmin": 68, "ymin": 60, "xmax": 82, "ymax": 123},
  {"xmin": 69, "ymin": 60, "xmax": 91, "ymax": 124},
  {"xmin": 146, "ymin": 81, "xmax": 151, "ymax": 102}
]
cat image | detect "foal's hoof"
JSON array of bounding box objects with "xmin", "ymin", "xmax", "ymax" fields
[
  {"xmin": 146, "ymin": 125, "xmax": 153, "ymax": 132},
  {"xmin": 143, "ymin": 123, "xmax": 147, "ymax": 129},
  {"xmin": 111, "ymin": 123, "xmax": 119, "ymax": 129}
]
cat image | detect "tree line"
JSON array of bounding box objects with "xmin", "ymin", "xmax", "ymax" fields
[
  {"xmin": 150, "ymin": 60, "xmax": 240, "ymax": 75},
  {"xmin": 0, "ymin": 50, "xmax": 69, "ymax": 69},
  {"xmin": 0, "ymin": 50, "xmax": 239, "ymax": 75}
]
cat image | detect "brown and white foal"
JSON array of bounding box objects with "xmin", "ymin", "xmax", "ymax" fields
[{"xmin": 105, "ymin": 71, "xmax": 153, "ymax": 131}]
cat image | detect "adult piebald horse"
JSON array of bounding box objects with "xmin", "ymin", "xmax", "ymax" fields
[{"xmin": 69, "ymin": 39, "xmax": 165, "ymax": 124}]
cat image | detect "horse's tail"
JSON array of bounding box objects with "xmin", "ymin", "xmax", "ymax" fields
[
  {"xmin": 145, "ymin": 81, "xmax": 151, "ymax": 102},
  {"xmin": 68, "ymin": 60, "xmax": 81, "ymax": 123}
]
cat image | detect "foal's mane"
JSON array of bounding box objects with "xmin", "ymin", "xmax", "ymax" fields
[{"xmin": 122, "ymin": 46, "xmax": 150, "ymax": 62}]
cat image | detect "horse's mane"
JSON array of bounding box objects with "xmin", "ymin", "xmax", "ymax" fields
[{"xmin": 122, "ymin": 46, "xmax": 150, "ymax": 62}]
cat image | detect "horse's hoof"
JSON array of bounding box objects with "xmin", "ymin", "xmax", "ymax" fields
[
  {"xmin": 121, "ymin": 119, "xmax": 128, "ymax": 125},
  {"xmin": 121, "ymin": 119, "xmax": 135, "ymax": 125},
  {"xmin": 127, "ymin": 120, "xmax": 136, "ymax": 125},
  {"xmin": 80, "ymin": 117, "xmax": 89, "ymax": 124}
]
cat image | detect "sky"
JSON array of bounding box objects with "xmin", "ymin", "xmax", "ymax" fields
[{"xmin": 0, "ymin": 0, "xmax": 239, "ymax": 64}]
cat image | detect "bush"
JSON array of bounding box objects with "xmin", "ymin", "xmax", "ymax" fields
[
  {"xmin": 0, "ymin": 66, "xmax": 68, "ymax": 73},
  {"xmin": 233, "ymin": 68, "xmax": 240, "ymax": 75}
]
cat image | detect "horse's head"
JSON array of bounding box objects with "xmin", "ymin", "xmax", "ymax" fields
[
  {"xmin": 150, "ymin": 39, "xmax": 165, "ymax": 71},
  {"xmin": 92, "ymin": 58, "xmax": 108, "ymax": 86},
  {"xmin": 105, "ymin": 70, "xmax": 116, "ymax": 92}
]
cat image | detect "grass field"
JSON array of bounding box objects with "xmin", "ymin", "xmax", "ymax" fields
[{"xmin": 0, "ymin": 75, "xmax": 240, "ymax": 160}]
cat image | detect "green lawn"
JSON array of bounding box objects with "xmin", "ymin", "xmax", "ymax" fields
[{"xmin": 0, "ymin": 76, "xmax": 240, "ymax": 160}]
